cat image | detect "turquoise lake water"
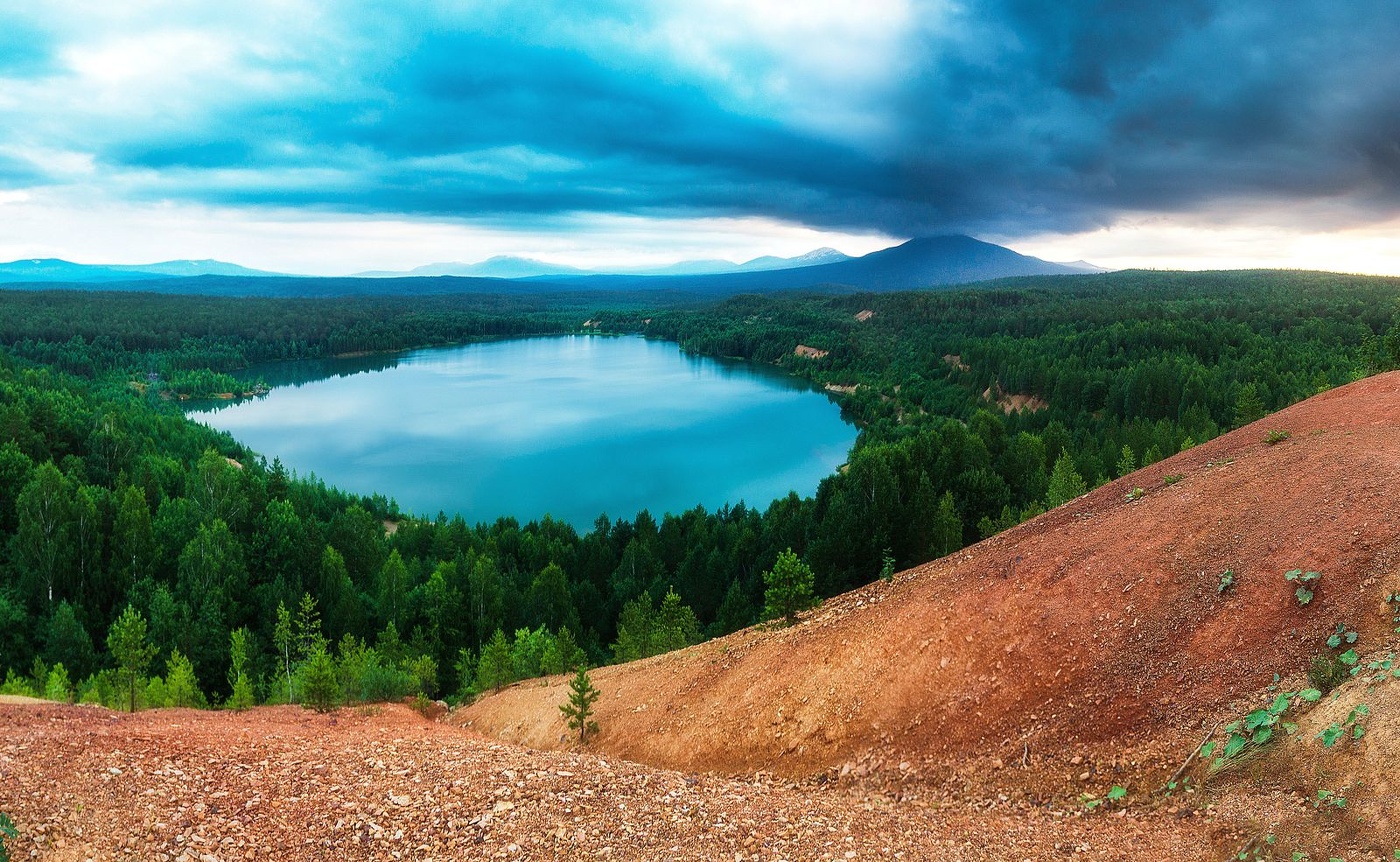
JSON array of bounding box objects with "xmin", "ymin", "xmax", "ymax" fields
[{"xmin": 188, "ymin": 335, "xmax": 857, "ymax": 528}]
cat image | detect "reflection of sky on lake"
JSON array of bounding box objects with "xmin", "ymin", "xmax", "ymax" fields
[{"xmin": 190, "ymin": 335, "xmax": 856, "ymax": 528}]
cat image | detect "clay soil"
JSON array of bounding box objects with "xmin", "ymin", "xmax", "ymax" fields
[
  {"xmin": 1, "ymin": 701, "xmax": 1232, "ymax": 861},
  {"xmin": 7, "ymin": 374, "xmax": 1400, "ymax": 860}
]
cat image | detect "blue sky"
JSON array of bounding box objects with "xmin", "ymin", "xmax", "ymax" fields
[{"xmin": 2, "ymin": 1, "xmax": 1400, "ymax": 274}]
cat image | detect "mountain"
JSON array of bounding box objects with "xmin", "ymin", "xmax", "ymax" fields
[
  {"xmin": 106, "ymin": 259, "xmax": 287, "ymax": 278},
  {"xmin": 802, "ymin": 234, "xmax": 1086, "ymax": 289},
  {"xmin": 1055, "ymin": 259, "xmax": 1113, "ymax": 273},
  {"xmin": 629, "ymin": 247, "xmax": 853, "ymax": 276},
  {"xmin": 0, "ymin": 258, "xmax": 287, "ymax": 283},
  {"xmin": 353, "ymin": 247, "xmax": 855, "ymax": 278},
  {"xmin": 352, "ymin": 256, "xmax": 589, "ymax": 279},
  {"xmin": 0, "ymin": 236, "xmax": 1095, "ymax": 296},
  {"xmin": 536, "ymin": 234, "xmax": 1089, "ymax": 294},
  {"xmin": 737, "ymin": 247, "xmax": 851, "ymax": 272}
]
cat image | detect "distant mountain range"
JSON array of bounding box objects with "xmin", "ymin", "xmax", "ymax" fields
[
  {"xmin": 0, "ymin": 258, "xmax": 287, "ymax": 283},
  {"xmin": 351, "ymin": 257, "xmax": 590, "ymax": 279},
  {"xmin": 350, "ymin": 247, "xmax": 854, "ymax": 279},
  {"xmin": 0, "ymin": 236, "xmax": 1103, "ymax": 296}
]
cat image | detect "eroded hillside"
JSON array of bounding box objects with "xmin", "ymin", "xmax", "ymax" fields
[{"xmin": 458, "ymin": 372, "xmax": 1400, "ymax": 856}]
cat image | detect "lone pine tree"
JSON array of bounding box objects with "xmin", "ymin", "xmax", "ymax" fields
[
  {"xmin": 763, "ymin": 548, "xmax": 816, "ymax": 626},
  {"xmin": 559, "ymin": 666, "xmax": 600, "ymax": 744}
]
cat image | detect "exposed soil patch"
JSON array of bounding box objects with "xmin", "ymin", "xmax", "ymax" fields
[
  {"xmin": 793, "ymin": 345, "xmax": 829, "ymax": 360},
  {"xmin": 981, "ymin": 382, "xmax": 1047, "ymax": 414},
  {"xmin": 0, "ymin": 702, "xmax": 1225, "ymax": 861}
]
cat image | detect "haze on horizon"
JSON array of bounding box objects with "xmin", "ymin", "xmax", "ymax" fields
[{"xmin": 2, "ymin": 1, "xmax": 1399, "ymax": 276}]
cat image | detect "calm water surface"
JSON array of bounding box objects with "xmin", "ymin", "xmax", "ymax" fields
[{"xmin": 189, "ymin": 336, "xmax": 856, "ymax": 528}]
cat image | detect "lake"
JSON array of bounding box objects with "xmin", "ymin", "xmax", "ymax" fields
[{"xmin": 188, "ymin": 335, "xmax": 857, "ymax": 529}]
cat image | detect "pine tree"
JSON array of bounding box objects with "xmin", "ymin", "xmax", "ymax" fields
[
  {"xmin": 107, "ymin": 605, "xmax": 157, "ymax": 713},
  {"xmin": 559, "ymin": 666, "xmax": 600, "ymax": 744},
  {"xmin": 1046, "ymin": 451, "xmax": 1087, "ymax": 509},
  {"xmin": 226, "ymin": 627, "xmax": 256, "ymax": 711},
  {"xmin": 476, "ymin": 629, "xmax": 514, "ymax": 692},
  {"xmin": 295, "ymin": 592, "xmax": 327, "ymax": 660},
  {"xmin": 653, "ymin": 588, "xmax": 699, "ymax": 654},
  {"xmin": 43, "ymin": 663, "xmax": 71, "ymax": 703},
  {"xmin": 300, "ymin": 645, "xmax": 340, "ymax": 713},
  {"xmin": 1233, "ymin": 382, "xmax": 1266, "ymax": 428},
  {"xmin": 709, "ymin": 578, "xmax": 754, "ymax": 638},
  {"xmin": 1115, "ymin": 445, "xmax": 1136, "ymax": 478},
  {"xmin": 165, "ymin": 649, "xmax": 205, "ymax": 708},
  {"xmin": 611, "ymin": 592, "xmax": 655, "ymax": 663},
  {"xmin": 763, "ymin": 548, "xmax": 816, "ymax": 626}
]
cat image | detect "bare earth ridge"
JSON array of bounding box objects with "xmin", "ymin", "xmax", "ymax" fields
[{"xmin": 5, "ymin": 373, "xmax": 1400, "ymax": 859}]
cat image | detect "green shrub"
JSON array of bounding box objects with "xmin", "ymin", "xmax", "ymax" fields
[
  {"xmin": 300, "ymin": 646, "xmax": 340, "ymax": 713},
  {"xmin": 0, "ymin": 811, "xmax": 17, "ymax": 862},
  {"xmin": 1307, "ymin": 654, "xmax": 1351, "ymax": 695},
  {"xmin": 144, "ymin": 676, "xmax": 168, "ymax": 709},
  {"xmin": 226, "ymin": 673, "xmax": 256, "ymax": 711},
  {"xmin": 164, "ymin": 650, "xmax": 207, "ymax": 708},
  {"xmin": 1264, "ymin": 429, "xmax": 1291, "ymax": 445},
  {"xmin": 0, "ymin": 670, "xmax": 36, "ymax": 699},
  {"xmin": 43, "ymin": 663, "xmax": 71, "ymax": 703},
  {"xmin": 76, "ymin": 668, "xmax": 128, "ymax": 709},
  {"xmin": 355, "ymin": 659, "xmax": 415, "ymax": 703}
]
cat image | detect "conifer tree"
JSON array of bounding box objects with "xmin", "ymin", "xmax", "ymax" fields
[
  {"xmin": 107, "ymin": 605, "xmax": 157, "ymax": 713},
  {"xmin": 226, "ymin": 627, "xmax": 255, "ymax": 711},
  {"xmin": 1046, "ymin": 451, "xmax": 1087, "ymax": 509},
  {"xmin": 1115, "ymin": 445, "xmax": 1136, "ymax": 478},
  {"xmin": 476, "ymin": 629, "xmax": 514, "ymax": 692},
  {"xmin": 559, "ymin": 666, "xmax": 600, "ymax": 744},
  {"xmin": 763, "ymin": 548, "xmax": 816, "ymax": 626},
  {"xmin": 165, "ymin": 649, "xmax": 205, "ymax": 708},
  {"xmin": 300, "ymin": 645, "xmax": 340, "ymax": 713}
]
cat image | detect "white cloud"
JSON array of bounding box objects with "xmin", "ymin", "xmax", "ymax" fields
[
  {"xmin": 0, "ymin": 189, "xmax": 895, "ymax": 273},
  {"xmin": 1005, "ymin": 211, "xmax": 1400, "ymax": 276}
]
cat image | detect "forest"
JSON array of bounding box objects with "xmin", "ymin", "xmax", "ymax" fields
[{"xmin": 3, "ymin": 269, "xmax": 1400, "ymax": 711}]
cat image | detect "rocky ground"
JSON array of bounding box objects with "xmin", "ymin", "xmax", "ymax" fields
[{"xmin": 0, "ymin": 701, "xmax": 1235, "ymax": 861}]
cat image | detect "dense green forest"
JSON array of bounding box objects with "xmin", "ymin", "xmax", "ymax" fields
[{"xmin": 3, "ymin": 270, "xmax": 1400, "ymax": 711}]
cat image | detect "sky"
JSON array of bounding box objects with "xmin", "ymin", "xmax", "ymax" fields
[{"xmin": 2, "ymin": 0, "xmax": 1399, "ymax": 275}]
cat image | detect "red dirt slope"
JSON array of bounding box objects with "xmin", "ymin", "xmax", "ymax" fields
[
  {"xmin": 0, "ymin": 701, "xmax": 1222, "ymax": 861},
  {"xmin": 458, "ymin": 372, "xmax": 1400, "ymax": 782}
]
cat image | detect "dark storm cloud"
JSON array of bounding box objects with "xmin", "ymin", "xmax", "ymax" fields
[
  {"xmin": 874, "ymin": 0, "xmax": 1400, "ymax": 233},
  {"xmin": 12, "ymin": 1, "xmax": 1400, "ymax": 235}
]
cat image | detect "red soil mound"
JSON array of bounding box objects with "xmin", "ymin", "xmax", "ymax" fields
[{"xmin": 458, "ymin": 373, "xmax": 1400, "ymax": 784}]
